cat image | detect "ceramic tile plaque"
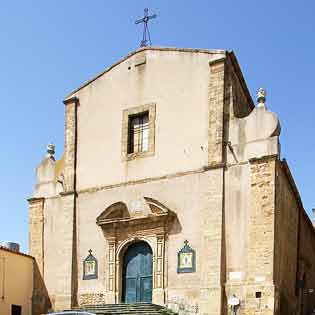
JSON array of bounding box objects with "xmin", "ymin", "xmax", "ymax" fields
[
  {"xmin": 83, "ymin": 249, "xmax": 98, "ymax": 280},
  {"xmin": 177, "ymin": 240, "xmax": 196, "ymax": 273}
]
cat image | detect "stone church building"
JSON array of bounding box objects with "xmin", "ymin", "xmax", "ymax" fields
[{"xmin": 28, "ymin": 47, "xmax": 315, "ymax": 315}]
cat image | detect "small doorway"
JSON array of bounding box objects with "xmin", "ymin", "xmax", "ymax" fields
[{"xmin": 122, "ymin": 241, "xmax": 153, "ymax": 303}]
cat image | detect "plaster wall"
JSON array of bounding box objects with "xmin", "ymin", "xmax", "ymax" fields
[
  {"xmin": 73, "ymin": 49, "xmax": 225, "ymax": 190},
  {"xmin": 0, "ymin": 249, "xmax": 33, "ymax": 315},
  {"xmin": 76, "ymin": 169, "xmax": 224, "ymax": 315}
]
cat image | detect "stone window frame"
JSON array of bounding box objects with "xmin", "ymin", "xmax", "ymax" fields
[{"xmin": 122, "ymin": 103, "xmax": 156, "ymax": 161}]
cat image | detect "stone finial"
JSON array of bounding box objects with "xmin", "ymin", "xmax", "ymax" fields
[
  {"xmin": 257, "ymin": 88, "xmax": 266, "ymax": 108},
  {"xmin": 46, "ymin": 143, "xmax": 55, "ymax": 158}
]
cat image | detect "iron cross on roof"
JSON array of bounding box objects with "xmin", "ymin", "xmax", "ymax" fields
[{"xmin": 135, "ymin": 8, "xmax": 157, "ymax": 47}]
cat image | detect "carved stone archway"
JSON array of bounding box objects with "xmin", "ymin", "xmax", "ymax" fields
[{"xmin": 96, "ymin": 197, "xmax": 176, "ymax": 305}]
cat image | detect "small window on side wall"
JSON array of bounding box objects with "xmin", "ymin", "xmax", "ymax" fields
[
  {"xmin": 11, "ymin": 305, "xmax": 21, "ymax": 315},
  {"xmin": 122, "ymin": 103, "xmax": 156, "ymax": 161}
]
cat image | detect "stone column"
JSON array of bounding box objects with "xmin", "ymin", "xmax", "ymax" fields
[{"xmin": 28, "ymin": 197, "xmax": 45, "ymax": 275}]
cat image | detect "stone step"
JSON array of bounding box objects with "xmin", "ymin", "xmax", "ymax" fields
[
  {"xmin": 72, "ymin": 303, "xmax": 173, "ymax": 315},
  {"xmin": 75, "ymin": 303, "xmax": 163, "ymax": 309},
  {"xmin": 85, "ymin": 312, "xmax": 163, "ymax": 315},
  {"xmin": 84, "ymin": 313, "xmax": 163, "ymax": 315}
]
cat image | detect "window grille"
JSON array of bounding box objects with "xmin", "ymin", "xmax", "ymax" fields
[{"xmin": 128, "ymin": 112, "xmax": 149, "ymax": 154}]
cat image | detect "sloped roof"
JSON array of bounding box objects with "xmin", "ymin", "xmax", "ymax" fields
[{"xmin": 0, "ymin": 246, "xmax": 34, "ymax": 260}]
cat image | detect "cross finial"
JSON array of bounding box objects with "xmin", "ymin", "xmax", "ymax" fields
[
  {"xmin": 184, "ymin": 240, "xmax": 189, "ymax": 247},
  {"xmin": 135, "ymin": 8, "xmax": 157, "ymax": 47},
  {"xmin": 88, "ymin": 249, "xmax": 92, "ymax": 255}
]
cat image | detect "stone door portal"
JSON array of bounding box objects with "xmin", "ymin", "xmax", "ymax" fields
[{"xmin": 122, "ymin": 242, "xmax": 153, "ymax": 303}]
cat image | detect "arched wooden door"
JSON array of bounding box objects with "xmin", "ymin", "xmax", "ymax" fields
[{"xmin": 122, "ymin": 241, "xmax": 153, "ymax": 303}]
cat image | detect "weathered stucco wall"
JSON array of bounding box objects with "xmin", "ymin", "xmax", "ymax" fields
[{"xmin": 73, "ymin": 49, "xmax": 226, "ymax": 190}]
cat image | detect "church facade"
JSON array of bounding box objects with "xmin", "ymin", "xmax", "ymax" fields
[{"xmin": 29, "ymin": 47, "xmax": 315, "ymax": 315}]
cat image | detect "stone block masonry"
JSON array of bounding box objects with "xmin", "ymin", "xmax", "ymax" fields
[{"xmin": 28, "ymin": 197, "xmax": 45, "ymax": 275}]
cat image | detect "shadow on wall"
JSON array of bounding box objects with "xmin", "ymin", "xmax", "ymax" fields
[
  {"xmin": 168, "ymin": 216, "xmax": 182, "ymax": 235},
  {"xmin": 32, "ymin": 261, "xmax": 52, "ymax": 315}
]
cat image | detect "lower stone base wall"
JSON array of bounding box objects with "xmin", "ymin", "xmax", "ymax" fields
[
  {"xmin": 53, "ymin": 294, "xmax": 72, "ymax": 311},
  {"xmin": 225, "ymin": 283, "xmax": 278, "ymax": 315},
  {"xmin": 79, "ymin": 293, "xmax": 107, "ymax": 305},
  {"xmin": 167, "ymin": 296, "xmax": 199, "ymax": 315}
]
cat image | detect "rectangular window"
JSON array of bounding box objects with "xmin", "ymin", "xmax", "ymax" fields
[
  {"xmin": 122, "ymin": 103, "xmax": 155, "ymax": 161},
  {"xmin": 128, "ymin": 112, "xmax": 149, "ymax": 154},
  {"xmin": 11, "ymin": 305, "xmax": 21, "ymax": 315}
]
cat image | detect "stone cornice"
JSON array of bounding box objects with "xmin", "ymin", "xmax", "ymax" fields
[
  {"xmin": 77, "ymin": 164, "xmax": 225, "ymax": 195},
  {"xmin": 59, "ymin": 190, "xmax": 76, "ymax": 196},
  {"xmin": 249, "ymin": 154, "xmax": 279, "ymax": 164},
  {"xmin": 27, "ymin": 197, "xmax": 45, "ymax": 203},
  {"xmin": 63, "ymin": 96, "xmax": 79, "ymax": 106},
  {"xmin": 208, "ymin": 56, "xmax": 226, "ymax": 66}
]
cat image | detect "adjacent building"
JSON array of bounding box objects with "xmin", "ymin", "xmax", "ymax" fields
[
  {"xmin": 28, "ymin": 47, "xmax": 315, "ymax": 315},
  {"xmin": 0, "ymin": 243, "xmax": 50, "ymax": 315}
]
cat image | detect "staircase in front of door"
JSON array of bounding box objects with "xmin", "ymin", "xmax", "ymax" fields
[{"xmin": 72, "ymin": 303, "xmax": 177, "ymax": 315}]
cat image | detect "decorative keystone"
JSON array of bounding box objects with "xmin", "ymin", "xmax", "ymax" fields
[
  {"xmin": 257, "ymin": 88, "xmax": 266, "ymax": 107},
  {"xmin": 47, "ymin": 143, "xmax": 55, "ymax": 158}
]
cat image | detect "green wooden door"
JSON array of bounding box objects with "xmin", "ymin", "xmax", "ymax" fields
[{"xmin": 122, "ymin": 242, "xmax": 153, "ymax": 303}]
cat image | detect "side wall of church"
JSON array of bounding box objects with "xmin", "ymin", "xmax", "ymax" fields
[
  {"xmin": 297, "ymin": 210, "xmax": 315, "ymax": 313},
  {"xmin": 275, "ymin": 161, "xmax": 315, "ymax": 315},
  {"xmin": 75, "ymin": 169, "xmax": 224, "ymax": 315},
  {"xmin": 274, "ymin": 161, "xmax": 299, "ymax": 314}
]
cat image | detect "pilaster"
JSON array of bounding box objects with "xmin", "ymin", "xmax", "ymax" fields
[
  {"xmin": 63, "ymin": 96, "xmax": 79, "ymax": 193},
  {"xmin": 28, "ymin": 197, "xmax": 45, "ymax": 275},
  {"xmin": 54, "ymin": 192, "xmax": 76, "ymax": 311},
  {"xmin": 199, "ymin": 168, "xmax": 225, "ymax": 315},
  {"xmin": 226, "ymin": 156, "xmax": 278, "ymax": 315},
  {"xmin": 208, "ymin": 58, "xmax": 227, "ymax": 166}
]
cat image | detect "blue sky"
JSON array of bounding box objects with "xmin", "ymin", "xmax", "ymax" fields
[{"xmin": 0, "ymin": 1, "xmax": 314, "ymax": 252}]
